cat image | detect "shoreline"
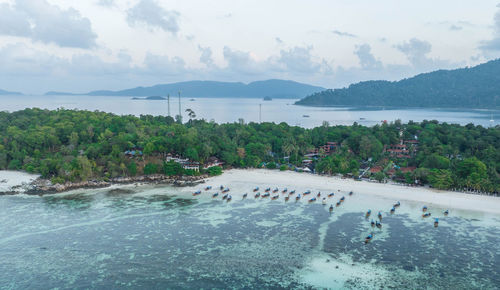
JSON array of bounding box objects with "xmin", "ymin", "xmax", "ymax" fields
[
  {"xmin": 0, "ymin": 172, "xmax": 208, "ymax": 195},
  {"xmin": 1, "ymin": 169, "xmax": 499, "ymax": 215},
  {"xmin": 202, "ymin": 169, "xmax": 500, "ymax": 215}
]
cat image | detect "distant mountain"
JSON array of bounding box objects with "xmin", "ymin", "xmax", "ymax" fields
[
  {"xmin": 296, "ymin": 59, "xmax": 500, "ymax": 108},
  {"xmin": 45, "ymin": 79, "xmax": 325, "ymax": 99},
  {"xmin": 0, "ymin": 89, "xmax": 22, "ymax": 95}
]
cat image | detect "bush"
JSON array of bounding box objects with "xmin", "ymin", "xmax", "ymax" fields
[
  {"xmin": 51, "ymin": 177, "xmax": 65, "ymax": 184},
  {"xmin": 207, "ymin": 166, "xmax": 222, "ymax": 176},
  {"xmin": 279, "ymin": 164, "xmax": 288, "ymax": 171},
  {"xmin": 266, "ymin": 162, "xmax": 277, "ymax": 169},
  {"xmin": 143, "ymin": 163, "xmax": 158, "ymax": 175}
]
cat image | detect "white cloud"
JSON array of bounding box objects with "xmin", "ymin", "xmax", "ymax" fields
[
  {"xmin": 479, "ymin": 7, "xmax": 500, "ymax": 52},
  {"xmin": 354, "ymin": 44, "xmax": 382, "ymax": 70},
  {"xmin": 127, "ymin": 0, "xmax": 180, "ymax": 34}
]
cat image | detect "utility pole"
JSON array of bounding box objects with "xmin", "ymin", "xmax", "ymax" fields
[
  {"xmin": 167, "ymin": 94, "xmax": 171, "ymax": 117},
  {"xmin": 178, "ymin": 90, "xmax": 181, "ymax": 119},
  {"xmin": 259, "ymin": 104, "xmax": 262, "ymax": 123}
]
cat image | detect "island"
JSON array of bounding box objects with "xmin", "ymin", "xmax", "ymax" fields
[
  {"xmin": 131, "ymin": 96, "xmax": 167, "ymax": 100},
  {"xmin": 0, "ymin": 108, "xmax": 497, "ymax": 195},
  {"xmin": 296, "ymin": 59, "xmax": 500, "ymax": 109}
]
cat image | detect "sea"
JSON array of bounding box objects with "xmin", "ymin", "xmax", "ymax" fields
[
  {"xmin": 0, "ymin": 170, "xmax": 499, "ymax": 289},
  {"xmin": 0, "ymin": 94, "xmax": 498, "ymax": 128}
]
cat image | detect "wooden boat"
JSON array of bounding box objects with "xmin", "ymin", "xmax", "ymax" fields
[
  {"xmin": 282, "ymin": 188, "xmax": 288, "ymax": 193},
  {"xmin": 273, "ymin": 188, "xmax": 279, "ymax": 193},
  {"xmin": 422, "ymin": 206, "xmax": 428, "ymax": 212},
  {"xmin": 377, "ymin": 212, "xmax": 382, "ymax": 221},
  {"xmin": 317, "ymin": 192, "xmax": 321, "ymax": 197},
  {"xmin": 243, "ymin": 193, "xmax": 247, "ymax": 199},
  {"xmin": 265, "ymin": 188, "xmax": 271, "ymax": 192},
  {"xmin": 329, "ymin": 205, "xmax": 334, "ymax": 212},
  {"xmin": 336, "ymin": 201, "xmax": 341, "ymax": 207},
  {"xmin": 322, "ymin": 198, "xmax": 327, "ymax": 205},
  {"xmin": 271, "ymin": 195, "xmax": 279, "ymax": 200},
  {"xmin": 285, "ymin": 196, "xmax": 290, "ymax": 202},
  {"xmin": 255, "ymin": 192, "xmax": 260, "ymax": 198},
  {"xmin": 290, "ymin": 190, "xmax": 296, "ymax": 194},
  {"xmin": 205, "ymin": 186, "xmax": 212, "ymax": 191},
  {"xmin": 308, "ymin": 197, "xmax": 316, "ymax": 203},
  {"xmin": 222, "ymin": 188, "xmax": 230, "ymax": 193},
  {"xmin": 328, "ymin": 193, "xmax": 334, "ymax": 197},
  {"xmin": 434, "ymin": 218, "xmax": 439, "ymax": 227},
  {"xmin": 193, "ymin": 190, "xmax": 201, "ymax": 196},
  {"xmin": 220, "ymin": 185, "xmax": 224, "ymax": 190},
  {"xmin": 349, "ymin": 191, "xmax": 353, "ymax": 196},
  {"xmin": 212, "ymin": 192, "xmax": 219, "ymax": 198},
  {"xmin": 390, "ymin": 207, "xmax": 395, "ymax": 214},
  {"xmin": 253, "ymin": 187, "xmax": 259, "ymax": 192},
  {"xmin": 444, "ymin": 209, "xmax": 449, "ymax": 216},
  {"xmin": 227, "ymin": 195, "xmax": 232, "ymax": 202},
  {"xmin": 296, "ymin": 194, "xmax": 301, "ymax": 201},
  {"xmin": 304, "ymin": 190, "xmax": 311, "ymax": 195},
  {"xmin": 365, "ymin": 234, "xmax": 373, "ymax": 244},
  {"xmin": 340, "ymin": 196, "xmax": 345, "ymax": 202},
  {"xmin": 370, "ymin": 220, "xmax": 375, "ymax": 227},
  {"xmin": 366, "ymin": 210, "xmax": 371, "ymax": 218},
  {"xmin": 394, "ymin": 201, "xmax": 401, "ymax": 207},
  {"xmin": 422, "ymin": 212, "xmax": 431, "ymax": 218},
  {"xmin": 376, "ymin": 221, "xmax": 382, "ymax": 229},
  {"xmin": 222, "ymin": 194, "xmax": 228, "ymax": 200}
]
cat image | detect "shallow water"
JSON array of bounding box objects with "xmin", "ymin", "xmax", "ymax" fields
[{"xmin": 0, "ymin": 183, "xmax": 499, "ymax": 289}]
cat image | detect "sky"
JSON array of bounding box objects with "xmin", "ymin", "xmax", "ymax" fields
[{"xmin": 1, "ymin": 0, "xmax": 500, "ymax": 94}]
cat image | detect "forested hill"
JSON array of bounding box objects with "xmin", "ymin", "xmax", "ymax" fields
[
  {"xmin": 296, "ymin": 59, "xmax": 500, "ymax": 108},
  {"xmin": 46, "ymin": 79, "xmax": 325, "ymax": 99}
]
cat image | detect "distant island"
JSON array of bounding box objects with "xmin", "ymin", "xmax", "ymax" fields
[
  {"xmin": 263, "ymin": 96, "xmax": 272, "ymax": 101},
  {"xmin": 45, "ymin": 79, "xmax": 325, "ymax": 99},
  {"xmin": 0, "ymin": 89, "xmax": 22, "ymax": 95},
  {"xmin": 296, "ymin": 59, "xmax": 500, "ymax": 109},
  {"xmin": 132, "ymin": 96, "xmax": 166, "ymax": 100}
]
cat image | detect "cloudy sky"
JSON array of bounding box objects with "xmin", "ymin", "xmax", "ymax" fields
[{"xmin": 1, "ymin": 0, "xmax": 500, "ymax": 94}]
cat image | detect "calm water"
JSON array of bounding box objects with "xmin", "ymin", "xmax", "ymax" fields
[
  {"xmin": 1, "ymin": 183, "xmax": 499, "ymax": 289},
  {"xmin": 0, "ymin": 95, "xmax": 499, "ymax": 128}
]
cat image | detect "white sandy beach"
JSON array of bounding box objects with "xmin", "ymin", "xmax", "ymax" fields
[
  {"xmin": 0, "ymin": 171, "xmax": 40, "ymax": 193},
  {"xmin": 200, "ymin": 169, "xmax": 500, "ymax": 215}
]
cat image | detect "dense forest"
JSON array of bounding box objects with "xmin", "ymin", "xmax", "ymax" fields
[
  {"xmin": 0, "ymin": 108, "xmax": 498, "ymax": 194},
  {"xmin": 296, "ymin": 59, "xmax": 500, "ymax": 108}
]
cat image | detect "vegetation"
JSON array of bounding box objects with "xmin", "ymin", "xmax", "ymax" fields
[
  {"xmin": 296, "ymin": 59, "xmax": 500, "ymax": 108},
  {"xmin": 0, "ymin": 109, "xmax": 498, "ymax": 194}
]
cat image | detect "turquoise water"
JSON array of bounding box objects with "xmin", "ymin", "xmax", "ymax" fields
[{"xmin": 0, "ymin": 184, "xmax": 499, "ymax": 289}]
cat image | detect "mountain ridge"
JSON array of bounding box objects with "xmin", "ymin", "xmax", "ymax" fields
[
  {"xmin": 295, "ymin": 59, "xmax": 500, "ymax": 108},
  {"xmin": 45, "ymin": 79, "xmax": 325, "ymax": 99}
]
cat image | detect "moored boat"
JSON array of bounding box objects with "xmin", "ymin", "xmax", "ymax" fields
[
  {"xmin": 444, "ymin": 209, "xmax": 449, "ymax": 216},
  {"xmin": 366, "ymin": 210, "xmax": 372, "ymax": 218},
  {"xmin": 376, "ymin": 221, "xmax": 382, "ymax": 229},
  {"xmin": 290, "ymin": 190, "xmax": 296, "ymax": 194},
  {"xmin": 434, "ymin": 218, "xmax": 439, "ymax": 227},
  {"xmin": 255, "ymin": 192, "xmax": 261, "ymax": 198},
  {"xmin": 309, "ymin": 197, "xmax": 316, "ymax": 203},
  {"xmin": 227, "ymin": 195, "xmax": 232, "ymax": 202},
  {"xmin": 222, "ymin": 194, "xmax": 228, "ymax": 200},
  {"xmin": 253, "ymin": 187, "xmax": 259, "ymax": 192},
  {"xmin": 365, "ymin": 233, "xmax": 373, "ymax": 244},
  {"xmin": 285, "ymin": 196, "xmax": 290, "ymax": 202},
  {"xmin": 328, "ymin": 193, "xmax": 334, "ymax": 197},
  {"xmin": 322, "ymin": 198, "xmax": 327, "ymax": 205},
  {"xmin": 422, "ymin": 205, "xmax": 428, "ymax": 212},
  {"xmin": 296, "ymin": 194, "xmax": 301, "ymax": 201},
  {"xmin": 205, "ymin": 186, "xmax": 212, "ymax": 191},
  {"xmin": 212, "ymin": 192, "xmax": 219, "ymax": 198},
  {"xmin": 243, "ymin": 193, "xmax": 247, "ymax": 199},
  {"xmin": 271, "ymin": 195, "xmax": 279, "ymax": 200},
  {"xmin": 390, "ymin": 207, "xmax": 396, "ymax": 214},
  {"xmin": 394, "ymin": 201, "xmax": 401, "ymax": 207},
  {"xmin": 370, "ymin": 220, "xmax": 375, "ymax": 227},
  {"xmin": 422, "ymin": 212, "xmax": 432, "ymax": 218},
  {"xmin": 329, "ymin": 205, "xmax": 334, "ymax": 212},
  {"xmin": 377, "ymin": 211, "xmax": 382, "ymax": 221},
  {"xmin": 193, "ymin": 190, "xmax": 201, "ymax": 196}
]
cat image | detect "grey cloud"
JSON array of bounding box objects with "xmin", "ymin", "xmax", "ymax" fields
[
  {"xmin": 0, "ymin": 0, "xmax": 97, "ymax": 48},
  {"xmin": 274, "ymin": 46, "xmax": 328, "ymax": 74},
  {"xmin": 142, "ymin": 53, "xmax": 186, "ymax": 75},
  {"xmin": 449, "ymin": 24, "xmax": 463, "ymax": 31},
  {"xmin": 354, "ymin": 44, "xmax": 382, "ymax": 69},
  {"xmin": 332, "ymin": 30, "xmax": 357, "ymax": 38},
  {"xmin": 127, "ymin": 0, "xmax": 180, "ymax": 34},
  {"xmin": 396, "ymin": 38, "xmax": 433, "ymax": 68},
  {"xmin": 0, "ymin": 3, "xmax": 31, "ymax": 37},
  {"xmin": 275, "ymin": 37, "xmax": 283, "ymax": 44},
  {"xmin": 223, "ymin": 46, "xmax": 263, "ymax": 75},
  {"xmin": 198, "ymin": 45, "xmax": 214, "ymax": 67},
  {"xmin": 479, "ymin": 7, "xmax": 500, "ymax": 51}
]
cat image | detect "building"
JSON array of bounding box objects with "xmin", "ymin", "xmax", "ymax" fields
[{"xmin": 203, "ymin": 157, "xmax": 224, "ymax": 170}]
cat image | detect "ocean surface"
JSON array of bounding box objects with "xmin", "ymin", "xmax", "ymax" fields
[
  {"xmin": 0, "ymin": 94, "xmax": 498, "ymax": 128},
  {"xmin": 1, "ymin": 180, "xmax": 499, "ymax": 289}
]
